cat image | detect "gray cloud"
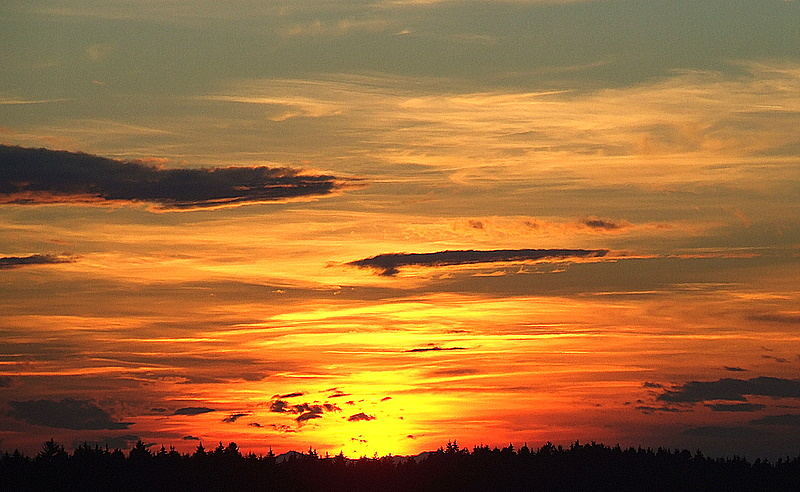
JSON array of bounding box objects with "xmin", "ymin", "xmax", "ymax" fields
[
  {"xmin": 173, "ymin": 407, "xmax": 216, "ymax": 415},
  {"xmin": 635, "ymin": 405, "xmax": 689, "ymax": 414},
  {"xmin": 705, "ymin": 403, "xmax": 766, "ymax": 412},
  {"xmin": 0, "ymin": 145, "xmax": 346, "ymax": 210},
  {"xmin": 347, "ymin": 248, "xmax": 608, "ymax": 276},
  {"xmin": 406, "ymin": 346, "xmax": 467, "ymax": 353},
  {"xmin": 581, "ymin": 218, "xmax": 627, "ymax": 230},
  {"xmin": 182, "ymin": 435, "xmax": 201, "ymax": 440},
  {"xmin": 0, "ymin": 254, "xmax": 74, "ymax": 270},
  {"xmin": 8, "ymin": 398, "xmax": 132, "ymax": 430},
  {"xmin": 724, "ymin": 366, "xmax": 748, "ymax": 372},
  {"xmin": 750, "ymin": 414, "xmax": 800, "ymax": 426},
  {"xmin": 347, "ymin": 412, "xmax": 376, "ymax": 422},
  {"xmin": 222, "ymin": 412, "xmax": 250, "ymax": 423},
  {"xmin": 658, "ymin": 377, "xmax": 800, "ymax": 403},
  {"xmin": 276, "ymin": 392, "xmax": 304, "ymax": 399},
  {"xmin": 296, "ymin": 412, "xmax": 322, "ymax": 423}
]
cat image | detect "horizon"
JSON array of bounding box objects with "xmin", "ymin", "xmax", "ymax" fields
[{"xmin": 1, "ymin": 0, "xmax": 799, "ymax": 463}]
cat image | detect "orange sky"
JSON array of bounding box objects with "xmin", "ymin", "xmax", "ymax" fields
[{"xmin": 1, "ymin": 0, "xmax": 799, "ymax": 459}]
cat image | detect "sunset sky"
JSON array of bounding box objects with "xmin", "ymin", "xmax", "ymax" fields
[{"xmin": 1, "ymin": 0, "xmax": 799, "ymax": 459}]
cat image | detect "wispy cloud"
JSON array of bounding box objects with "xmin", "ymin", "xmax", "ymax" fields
[{"xmin": 347, "ymin": 248, "xmax": 608, "ymax": 276}]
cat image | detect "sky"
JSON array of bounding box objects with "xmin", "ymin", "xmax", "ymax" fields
[{"xmin": 1, "ymin": 0, "xmax": 799, "ymax": 459}]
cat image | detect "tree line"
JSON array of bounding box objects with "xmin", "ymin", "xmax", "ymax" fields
[{"xmin": 2, "ymin": 438, "xmax": 800, "ymax": 491}]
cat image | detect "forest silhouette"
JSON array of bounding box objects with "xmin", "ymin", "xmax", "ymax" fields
[{"xmin": 3, "ymin": 438, "xmax": 800, "ymax": 491}]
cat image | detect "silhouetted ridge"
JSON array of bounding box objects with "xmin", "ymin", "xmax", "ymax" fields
[{"xmin": 2, "ymin": 439, "xmax": 800, "ymax": 491}]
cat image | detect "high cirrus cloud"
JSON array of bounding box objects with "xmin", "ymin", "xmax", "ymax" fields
[
  {"xmin": 0, "ymin": 254, "xmax": 74, "ymax": 270},
  {"xmin": 347, "ymin": 248, "xmax": 608, "ymax": 276},
  {"xmin": 8, "ymin": 398, "xmax": 132, "ymax": 430},
  {"xmin": 0, "ymin": 145, "xmax": 347, "ymax": 210}
]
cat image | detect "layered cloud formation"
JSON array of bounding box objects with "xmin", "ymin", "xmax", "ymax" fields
[
  {"xmin": 0, "ymin": 145, "xmax": 345, "ymax": 210},
  {"xmin": 348, "ymin": 248, "xmax": 608, "ymax": 276}
]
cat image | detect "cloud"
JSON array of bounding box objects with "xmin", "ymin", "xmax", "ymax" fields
[
  {"xmin": 248, "ymin": 422, "xmax": 263, "ymax": 428},
  {"xmin": 296, "ymin": 412, "xmax": 322, "ymax": 422},
  {"xmin": 705, "ymin": 403, "xmax": 766, "ymax": 412},
  {"xmin": 406, "ymin": 346, "xmax": 467, "ymax": 353},
  {"xmin": 762, "ymin": 355, "xmax": 790, "ymax": 363},
  {"xmin": 347, "ymin": 248, "xmax": 608, "ymax": 276},
  {"xmin": 658, "ymin": 377, "xmax": 800, "ymax": 403},
  {"xmin": 635, "ymin": 406, "xmax": 688, "ymax": 414},
  {"xmin": 222, "ymin": 412, "xmax": 250, "ymax": 423},
  {"xmin": 173, "ymin": 407, "xmax": 216, "ymax": 415},
  {"xmin": 642, "ymin": 382, "xmax": 663, "ymax": 389},
  {"xmin": 724, "ymin": 366, "xmax": 748, "ymax": 372},
  {"xmin": 269, "ymin": 400, "xmax": 341, "ymax": 416},
  {"xmin": 749, "ymin": 313, "xmax": 800, "ymax": 324},
  {"xmin": 0, "ymin": 145, "xmax": 347, "ymax": 210},
  {"xmin": 347, "ymin": 412, "xmax": 376, "ymax": 422},
  {"xmin": 750, "ymin": 414, "xmax": 800, "ymax": 426},
  {"xmin": 0, "ymin": 376, "xmax": 11, "ymax": 387},
  {"xmin": 182, "ymin": 435, "xmax": 201, "ymax": 440},
  {"xmin": 581, "ymin": 218, "xmax": 628, "ymax": 230},
  {"xmin": 276, "ymin": 392, "xmax": 304, "ymax": 399},
  {"xmin": 7, "ymin": 399, "xmax": 132, "ymax": 430},
  {"xmin": 0, "ymin": 254, "xmax": 74, "ymax": 270}
]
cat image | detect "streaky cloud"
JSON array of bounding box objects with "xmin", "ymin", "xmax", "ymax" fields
[
  {"xmin": 0, "ymin": 145, "xmax": 348, "ymax": 210},
  {"xmin": 0, "ymin": 254, "xmax": 74, "ymax": 270},
  {"xmin": 347, "ymin": 248, "xmax": 608, "ymax": 276}
]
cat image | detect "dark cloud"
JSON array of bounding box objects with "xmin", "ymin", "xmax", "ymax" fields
[
  {"xmin": 635, "ymin": 406, "xmax": 688, "ymax": 414},
  {"xmin": 347, "ymin": 248, "xmax": 609, "ymax": 276},
  {"xmin": 705, "ymin": 403, "xmax": 766, "ymax": 412},
  {"xmin": 276, "ymin": 392, "xmax": 304, "ymax": 399},
  {"xmin": 329, "ymin": 391, "xmax": 351, "ymax": 398},
  {"xmin": 248, "ymin": 422, "xmax": 263, "ymax": 428},
  {"xmin": 642, "ymin": 382, "xmax": 663, "ymax": 389},
  {"xmin": 658, "ymin": 377, "xmax": 800, "ymax": 403},
  {"xmin": 0, "ymin": 145, "xmax": 346, "ymax": 210},
  {"xmin": 269, "ymin": 400, "xmax": 340, "ymax": 416},
  {"xmin": 173, "ymin": 407, "xmax": 216, "ymax": 415},
  {"xmin": 347, "ymin": 413, "xmax": 376, "ymax": 422},
  {"xmin": 406, "ymin": 346, "xmax": 467, "ymax": 353},
  {"xmin": 150, "ymin": 408, "xmax": 167, "ymax": 413},
  {"xmin": 270, "ymin": 424, "xmax": 296, "ymax": 433},
  {"xmin": 0, "ymin": 254, "xmax": 73, "ymax": 270},
  {"xmin": 222, "ymin": 412, "xmax": 250, "ymax": 423},
  {"xmin": 724, "ymin": 366, "xmax": 748, "ymax": 372},
  {"xmin": 380, "ymin": 397, "xmax": 392, "ymax": 402},
  {"xmin": 182, "ymin": 435, "xmax": 201, "ymax": 441},
  {"xmin": 581, "ymin": 218, "xmax": 627, "ymax": 230},
  {"xmin": 0, "ymin": 376, "xmax": 11, "ymax": 387},
  {"xmin": 750, "ymin": 414, "xmax": 800, "ymax": 426},
  {"xmin": 296, "ymin": 412, "xmax": 322, "ymax": 423},
  {"xmin": 8, "ymin": 398, "xmax": 132, "ymax": 430}
]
